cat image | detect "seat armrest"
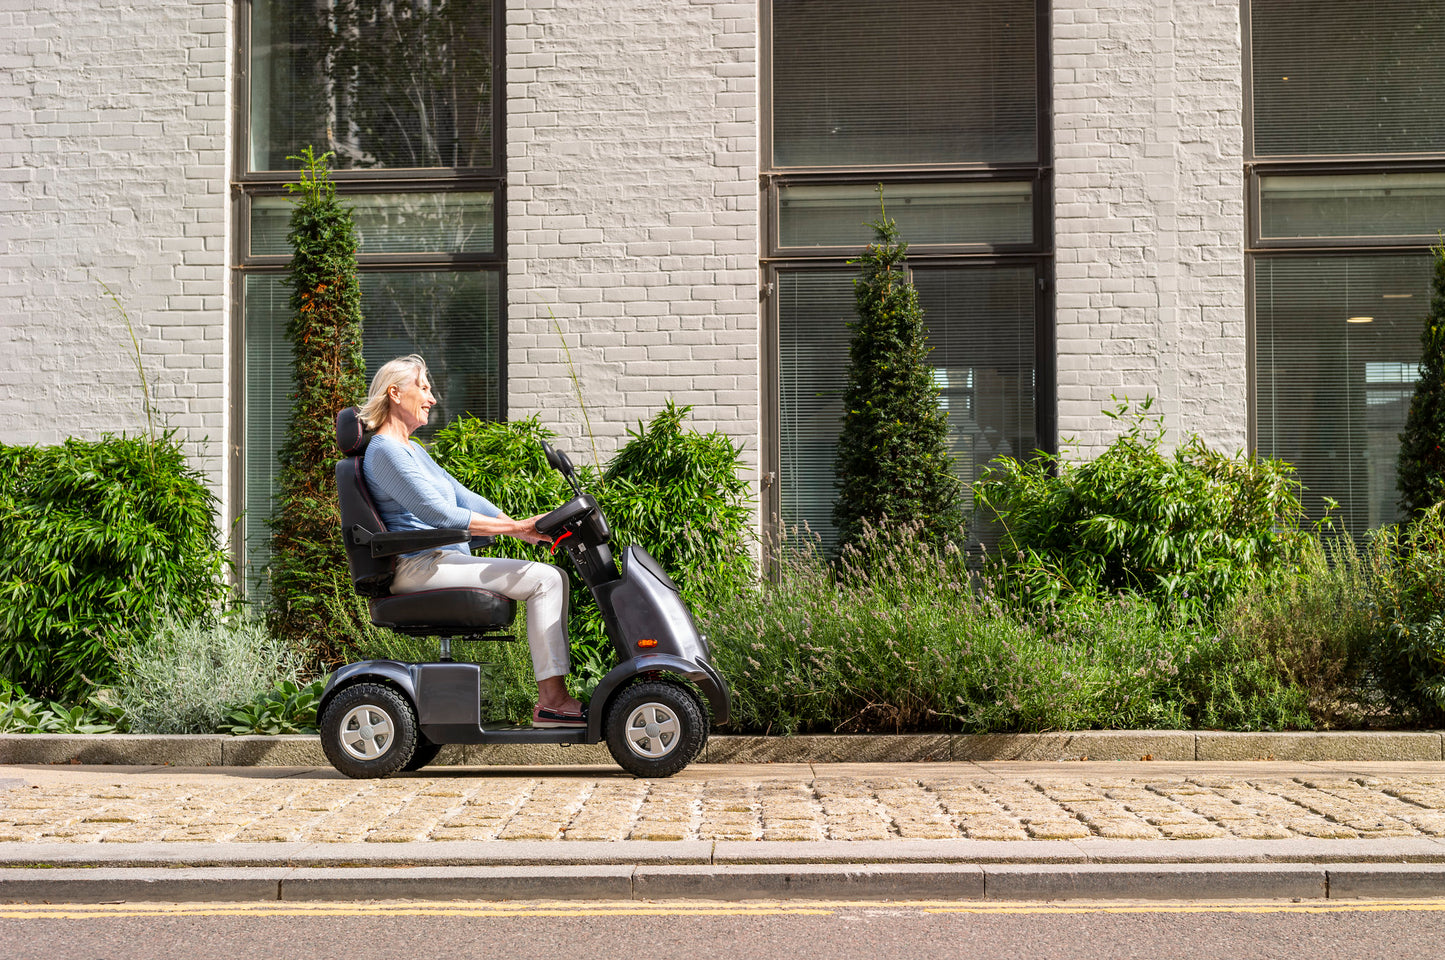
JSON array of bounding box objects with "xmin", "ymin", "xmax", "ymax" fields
[{"xmin": 350, "ymin": 526, "xmax": 471, "ymax": 558}]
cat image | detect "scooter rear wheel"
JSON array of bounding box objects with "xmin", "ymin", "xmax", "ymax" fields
[
  {"xmin": 604, "ymin": 680, "xmax": 706, "ymax": 778},
  {"xmin": 320, "ymin": 683, "xmax": 418, "ymax": 779}
]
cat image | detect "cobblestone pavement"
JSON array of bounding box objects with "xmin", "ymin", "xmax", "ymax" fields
[{"xmin": 6, "ymin": 765, "xmax": 1445, "ymax": 845}]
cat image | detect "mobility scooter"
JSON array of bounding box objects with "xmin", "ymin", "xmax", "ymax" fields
[{"xmin": 318, "ymin": 407, "xmax": 731, "ymax": 779}]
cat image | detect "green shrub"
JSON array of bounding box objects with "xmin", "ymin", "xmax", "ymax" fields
[
  {"xmin": 223, "ymin": 678, "xmax": 325, "ymax": 735},
  {"xmin": 0, "ymin": 679, "xmax": 121, "ymax": 734},
  {"xmin": 1215, "ymin": 533, "xmax": 1376, "ymax": 726},
  {"xmin": 833, "ymin": 194, "xmax": 963, "ymax": 552},
  {"xmin": 430, "ymin": 403, "xmax": 754, "ymax": 695},
  {"xmin": 1365, "ymin": 503, "xmax": 1445, "ymax": 723},
  {"xmin": 0, "ymin": 434, "xmax": 230, "ymax": 700},
  {"xmin": 974, "ymin": 397, "xmax": 1307, "ymax": 619},
  {"xmin": 111, "ymin": 610, "xmax": 307, "ymax": 734},
  {"xmin": 698, "ymin": 520, "xmax": 1309, "ymax": 735}
]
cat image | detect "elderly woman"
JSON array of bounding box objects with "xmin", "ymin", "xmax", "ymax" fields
[{"xmin": 358, "ymin": 354, "xmax": 586, "ymax": 728}]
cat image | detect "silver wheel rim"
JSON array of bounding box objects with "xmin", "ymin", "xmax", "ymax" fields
[
  {"xmin": 623, "ymin": 701, "xmax": 681, "ymax": 760},
  {"xmin": 338, "ymin": 703, "xmax": 396, "ymax": 761}
]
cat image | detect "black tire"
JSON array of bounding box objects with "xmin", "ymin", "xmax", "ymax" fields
[
  {"xmin": 402, "ymin": 738, "xmax": 444, "ymax": 772},
  {"xmin": 320, "ymin": 683, "xmax": 418, "ymax": 779},
  {"xmin": 604, "ymin": 680, "xmax": 706, "ymax": 778}
]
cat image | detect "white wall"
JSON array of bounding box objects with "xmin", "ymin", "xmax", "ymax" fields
[
  {"xmin": 1052, "ymin": 0, "xmax": 1247, "ymax": 455},
  {"xmin": 0, "ymin": 0, "xmax": 231, "ymax": 491},
  {"xmin": 504, "ymin": 0, "xmax": 761, "ymax": 485}
]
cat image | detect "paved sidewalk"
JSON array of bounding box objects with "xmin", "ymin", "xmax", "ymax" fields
[{"xmin": 6, "ymin": 761, "xmax": 1445, "ymax": 903}]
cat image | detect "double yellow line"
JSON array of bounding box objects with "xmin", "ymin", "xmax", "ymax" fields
[{"xmin": 3, "ymin": 899, "xmax": 1445, "ymax": 920}]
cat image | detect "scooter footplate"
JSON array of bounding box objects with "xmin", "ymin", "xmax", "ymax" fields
[{"xmin": 419, "ymin": 723, "xmax": 592, "ymax": 745}]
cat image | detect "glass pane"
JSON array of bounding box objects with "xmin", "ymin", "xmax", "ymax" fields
[
  {"xmin": 777, "ymin": 266, "xmax": 1037, "ymax": 554},
  {"xmin": 1252, "ymin": 1, "xmax": 1445, "ymax": 156},
  {"xmin": 772, "ymin": 0, "xmax": 1037, "ymax": 167},
  {"xmin": 779, "ymin": 182, "xmax": 1033, "ymax": 248},
  {"xmin": 1260, "ymin": 173, "xmax": 1445, "ymax": 239},
  {"xmin": 251, "ymin": 192, "xmax": 495, "ymax": 256},
  {"xmin": 243, "ymin": 270, "xmax": 502, "ymax": 590},
  {"xmin": 249, "ymin": 0, "xmax": 493, "ymax": 171},
  {"xmin": 1255, "ymin": 255, "xmax": 1430, "ymax": 537}
]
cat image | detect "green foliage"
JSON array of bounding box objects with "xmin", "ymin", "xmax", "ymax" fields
[
  {"xmin": 833, "ymin": 191, "xmax": 963, "ymax": 552},
  {"xmin": 429, "ymin": 403, "xmax": 754, "ymax": 693},
  {"xmin": 223, "ymin": 678, "xmax": 325, "ymax": 735},
  {"xmin": 0, "ymin": 680, "xmax": 121, "ymax": 734},
  {"xmin": 974, "ymin": 397, "xmax": 1308, "ymax": 619},
  {"xmin": 1216, "ymin": 534, "xmax": 1376, "ymax": 726},
  {"xmin": 111, "ymin": 610, "xmax": 307, "ymax": 734},
  {"xmin": 267, "ymin": 147, "xmax": 369, "ymax": 667},
  {"xmin": 0, "ymin": 434, "xmax": 230, "ymax": 700},
  {"xmin": 1364, "ymin": 503, "xmax": 1445, "ymax": 723},
  {"xmin": 1397, "ymin": 242, "xmax": 1445, "ymax": 518},
  {"xmin": 698, "ymin": 521, "xmax": 1310, "ymax": 735}
]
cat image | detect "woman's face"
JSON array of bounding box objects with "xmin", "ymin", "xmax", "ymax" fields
[{"xmin": 388, "ymin": 368, "xmax": 436, "ymax": 434}]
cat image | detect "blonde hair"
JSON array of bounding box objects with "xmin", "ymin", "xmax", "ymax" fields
[{"xmin": 358, "ymin": 354, "xmax": 431, "ymax": 430}]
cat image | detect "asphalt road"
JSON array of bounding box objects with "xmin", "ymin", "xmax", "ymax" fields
[{"xmin": 3, "ymin": 899, "xmax": 1445, "ymax": 960}]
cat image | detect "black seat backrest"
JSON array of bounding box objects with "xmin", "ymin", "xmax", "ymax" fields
[{"xmin": 335, "ymin": 406, "xmax": 395, "ymax": 597}]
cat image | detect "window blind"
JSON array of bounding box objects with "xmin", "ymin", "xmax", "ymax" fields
[
  {"xmin": 772, "ymin": 0, "xmax": 1038, "ymax": 168},
  {"xmin": 1254, "ymin": 254, "xmax": 1429, "ymax": 535},
  {"xmin": 243, "ymin": 270, "xmax": 502, "ymax": 591},
  {"xmin": 777, "ymin": 265, "xmax": 1037, "ymax": 554},
  {"xmin": 1252, "ymin": 0, "xmax": 1445, "ymax": 156},
  {"xmin": 250, "ymin": 193, "xmax": 496, "ymax": 257}
]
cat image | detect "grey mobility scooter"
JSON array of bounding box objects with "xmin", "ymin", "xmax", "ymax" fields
[{"xmin": 318, "ymin": 407, "xmax": 731, "ymax": 778}]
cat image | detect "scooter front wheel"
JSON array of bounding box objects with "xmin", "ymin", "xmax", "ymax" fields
[
  {"xmin": 604, "ymin": 680, "xmax": 706, "ymax": 778},
  {"xmin": 320, "ymin": 683, "xmax": 418, "ymax": 779}
]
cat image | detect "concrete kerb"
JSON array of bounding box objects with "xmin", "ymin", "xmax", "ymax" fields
[
  {"xmin": 7, "ymin": 862, "xmax": 1445, "ymax": 904},
  {"xmin": 4, "ymin": 730, "xmax": 1443, "ymax": 766}
]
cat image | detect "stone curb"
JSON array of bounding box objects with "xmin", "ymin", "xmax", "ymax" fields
[
  {"xmin": 3, "ymin": 730, "xmax": 1442, "ymax": 766},
  {"xmin": 7, "ymin": 862, "xmax": 1445, "ymax": 904}
]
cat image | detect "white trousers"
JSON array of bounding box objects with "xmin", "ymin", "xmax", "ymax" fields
[{"xmin": 390, "ymin": 550, "xmax": 571, "ymax": 682}]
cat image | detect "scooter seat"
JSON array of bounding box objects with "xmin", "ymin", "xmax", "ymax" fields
[{"xmin": 368, "ymin": 587, "xmax": 516, "ymax": 633}]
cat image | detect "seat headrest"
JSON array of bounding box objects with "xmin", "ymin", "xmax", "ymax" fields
[{"xmin": 336, "ymin": 407, "xmax": 370, "ymax": 457}]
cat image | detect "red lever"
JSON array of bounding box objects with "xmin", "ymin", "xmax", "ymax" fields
[{"xmin": 550, "ymin": 530, "xmax": 574, "ymax": 555}]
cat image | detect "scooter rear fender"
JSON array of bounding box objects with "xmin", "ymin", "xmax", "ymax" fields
[
  {"xmin": 587, "ymin": 653, "xmax": 731, "ymax": 740},
  {"xmin": 319, "ymin": 660, "xmax": 419, "ymax": 718}
]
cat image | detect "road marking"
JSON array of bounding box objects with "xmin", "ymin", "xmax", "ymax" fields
[
  {"xmin": 0, "ymin": 902, "xmax": 835, "ymax": 920},
  {"xmin": 6, "ymin": 898, "xmax": 1445, "ymax": 920}
]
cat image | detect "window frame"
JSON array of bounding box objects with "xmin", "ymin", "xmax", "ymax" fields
[
  {"xmin": 229, "ymin": 0, "xmax": 507, "ymax": 578},
  {"xmin": 759, "ymin": 0, "xmax": 1054, "ymax": 544},
  {"xmin": 1243, "ymin": 0, "xmax": 1445, "ymax": 530}
]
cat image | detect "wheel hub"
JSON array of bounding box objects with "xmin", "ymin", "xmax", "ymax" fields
[
  {"xmin": 339, "ymin": 704, "xmax": 394, "ymax": 761},
  {"xmin": 624, "ymin": 702, "xmax": 679, "ymax": 759}
]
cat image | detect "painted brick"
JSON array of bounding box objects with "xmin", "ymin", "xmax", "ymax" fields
[
  {"xmin": 0, "ymin": 0, "xmax": 230, "ymax": 504},
  {"xmin": 1053, "ymin": 0, "xmax": 1247, "ymax": 457},
  {"xmin": 505, "ymin": 0, "xmax": 761, "ymax": 497}
]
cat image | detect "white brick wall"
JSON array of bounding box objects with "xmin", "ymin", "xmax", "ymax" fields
[
  {"xmin": 1052, "ymin": 0, "xmax": 1247, "ymax": 456},
  {"xmin": 0, "ymin": 0, "xmax": 231, "ymax": 492},
  {"xmin": 505, "ymin": 0, "xmax": 761, "ymax": 485}
]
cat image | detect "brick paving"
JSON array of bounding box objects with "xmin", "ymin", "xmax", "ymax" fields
[{"xmin": 6, "ymin": 769, "xmax": 1445, "ymax": 846}]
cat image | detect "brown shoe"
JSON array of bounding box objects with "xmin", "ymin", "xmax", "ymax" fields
[{"xmin": 533, "ymin": 703, "xmax": 587, "ymax": 728}]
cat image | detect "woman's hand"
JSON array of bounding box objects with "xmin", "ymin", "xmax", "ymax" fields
[{"xmin": 468, "ymin": 511, "xmax": 553, "ymax": 546}]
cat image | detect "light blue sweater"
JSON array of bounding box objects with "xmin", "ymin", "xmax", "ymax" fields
[{"xmin": 362, "ymin": 434, "xmax": 501, "ymax": 557}]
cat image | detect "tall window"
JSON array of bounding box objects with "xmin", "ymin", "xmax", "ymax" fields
[
  {"xmin": 236, "ymin": 0, "xmax": 504, "ymax": 585},
  {"xmin": 1248, "ymin": 0, "xmax": 1445, "ymax": 535},
  {"xmin": 764, "ymin": 0, "xmax": 1051, "ymax": 552}
]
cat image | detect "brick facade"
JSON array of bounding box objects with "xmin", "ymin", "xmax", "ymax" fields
[
  {"xmin": 0, "ymin": 0, "xmax": 1258, "ymax": 528},
  {"xmin": 504, "ymin": 0, "xmax": 761, "ymax": 482},
  {"xmin": 0, "ymin": 1, "xmax": 231, "ymax": 492},
  {"xmin": 1052, "ymin": 0, "xmax": 1247, "ymax": 456}
]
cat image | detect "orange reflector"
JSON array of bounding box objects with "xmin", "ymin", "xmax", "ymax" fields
[{"xmin": 637, "ymin": 638, "xmax": 658, "ymax": 648}]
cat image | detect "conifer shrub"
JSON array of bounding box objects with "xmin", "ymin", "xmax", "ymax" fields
[
  {"xmin": 832, "ymin": 191, "xmax": 963, "ymax": 553},
  {"xmin": 265, "ymin": 147, "xmax": 369, "ymax": 667},
  {"xmin": 1397, "ymin": 242, "xmax": 1445, "ymax": 518}
]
